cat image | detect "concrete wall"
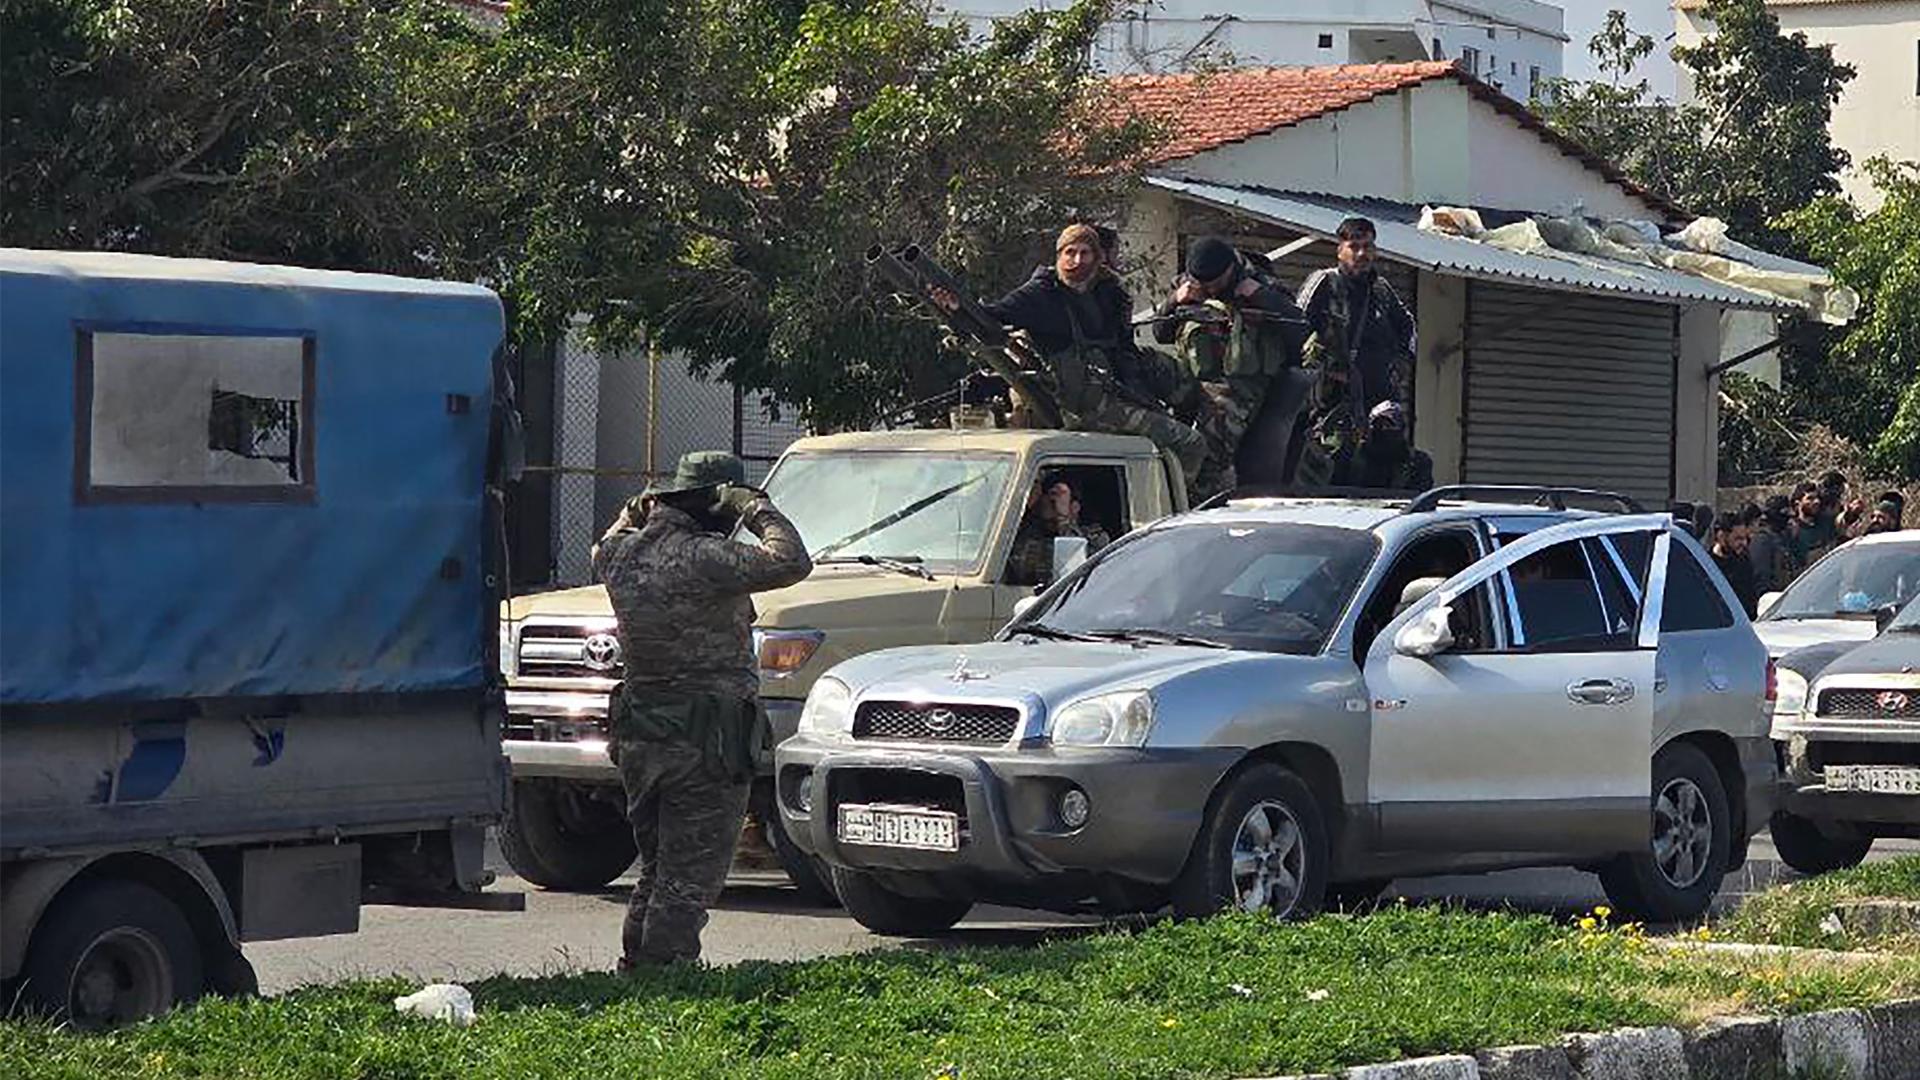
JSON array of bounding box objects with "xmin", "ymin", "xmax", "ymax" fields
[
  {"xmin": 937, "ymin": 0, "xmax": 1565, "ymax": 90},
  {"xmin": 1675, "ymin": 1, "xmax": 1920, "ymax": 209},
  {"xmin": 1464, "ymin": 98, "xmax": 1659, "ymax": 218},
  {"xmin": 1414, "ymin": 271, "xmax": 1469, "ymax": 483}
]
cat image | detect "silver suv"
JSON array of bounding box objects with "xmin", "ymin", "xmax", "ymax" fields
[{"xmin": 775, "ymin": 487, "xmax": 1776, "ymax": 933}]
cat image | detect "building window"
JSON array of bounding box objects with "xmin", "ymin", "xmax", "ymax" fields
[
  {"xmin": 1529, "ymin": 65, "xmax": 1542, "ymax": 100},
  {"xmin": 1318, "ymin": 32, "xmax": 1334, "ymax": 49},
  {"xmin": 1432, "ymin": 36, "xmax": 1444, "ymax": 58},
  {"xmin": 1460, "ymin": 45, "xmax": 1481, "ymax": 76},
  {"xmin": 1510, "ymin": 60, "xmax": 1518, "ymax": 76},
  {"xmin": 1486, "ymin": 26, "xmax": 1496, "ymax": 40}
]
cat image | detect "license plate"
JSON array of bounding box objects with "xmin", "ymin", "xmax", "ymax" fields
[
  {"xmin": 836, "ymin": 803, "xmax": 960, "ymax": 851},
  {"xmin": 1825, "ymin": 765, "xmax": 1920, "ymax": 795}
]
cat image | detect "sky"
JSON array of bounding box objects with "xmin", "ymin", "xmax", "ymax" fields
[{"xmin": 1560, "ymin": 0, "xmax": 1681, "ymax": 99}]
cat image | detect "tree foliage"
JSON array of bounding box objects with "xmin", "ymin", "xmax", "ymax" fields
[
  {"xmin": 1538, "ymin": 0, "xmax": 1852, "ymax": 248},
  {"xmin": 1779, "ymin": 160, "xmax": 1920, "ymax": 480},
  {"xmin": 0, "ymin": 0, "xmax": 1155, "ymax": 427}
]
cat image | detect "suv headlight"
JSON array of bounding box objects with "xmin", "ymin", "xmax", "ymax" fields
[
  {"xmin": 756, "ymin": 628, "xmax": 826, "ymax": 679},
  {"xmin": 1774, "ymin": 668, "xmax": 1808, "ymax": 717},
  {"xmin": 1049, "ymin": 690, "xmax": 1155, "ymax": 748},
  {"xmin": 798, "ymin": 676, "xmax": 853, "ymax": 737},
  {"xmin": 499, "ymin": 618, "xmax": 517, "ymax": 679}
]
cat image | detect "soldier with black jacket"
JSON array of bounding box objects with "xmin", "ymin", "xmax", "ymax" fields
[
  {"xmin": 592, "ymin": 451, "xmax": 812, "ymax": 969},
  {"xmin": 1295, "ymin": 217, "xmax": 1416, "ymax": 486}
]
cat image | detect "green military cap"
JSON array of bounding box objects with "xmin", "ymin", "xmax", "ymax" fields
[{"xmin": 646, "ymin": 450, "xmax": 746, "ymax": 495}]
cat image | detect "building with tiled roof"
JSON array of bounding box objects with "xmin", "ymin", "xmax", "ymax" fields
[{"xmin": 1102, "ymin": 61, "xmax": 1838, "ymax": 504}]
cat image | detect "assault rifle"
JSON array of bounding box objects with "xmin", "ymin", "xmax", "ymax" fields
[
  {"xmin": 1131, "ymin": 302, "xmax": 1311, "ymax": 329},
  {"xmin": 865, "ymin": 244, "xmax": 1063, "ymax": 429}
]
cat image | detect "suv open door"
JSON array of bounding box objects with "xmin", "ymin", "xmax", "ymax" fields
[{"xmin": 1362, "ymin": 515, "xmax": 1674, "ymax": 855}]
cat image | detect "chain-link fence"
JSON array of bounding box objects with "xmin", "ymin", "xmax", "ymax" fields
[{"xmin": 522, "ymin": 324, "xmax": 808, "ymax": 587}]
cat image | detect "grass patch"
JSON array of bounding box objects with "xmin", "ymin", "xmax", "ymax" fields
[
  {"xmin": 4, "ymin": 904, "xmax": 1917, "ymax": 1080},
  {"xmin": 1717, "ymin": 855, "xmax": 1920, "ymax": 951}
]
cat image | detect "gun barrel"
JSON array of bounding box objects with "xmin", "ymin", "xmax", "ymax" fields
[{"xmin": 897, "ymin": 245, "xmax": 1008, "ymax": 348}]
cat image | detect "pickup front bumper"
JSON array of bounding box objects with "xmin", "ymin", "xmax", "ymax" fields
[
  {"xmin": 504, "ymin": 690, "xmax": 802, "ymax": 782},
  {"xmin": 774, "ymin": 737, "xmax": 1239, "ymax": 888}
]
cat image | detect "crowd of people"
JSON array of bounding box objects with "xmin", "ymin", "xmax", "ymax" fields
[{"xmin": 1684, "ymin": 470, "xmax": 1908, "ymax": 616}]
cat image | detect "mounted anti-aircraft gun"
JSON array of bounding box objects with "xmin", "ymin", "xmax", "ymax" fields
[{"xmin": 865, "ymin": 244, "xmax": 1063, "ymax": 429}]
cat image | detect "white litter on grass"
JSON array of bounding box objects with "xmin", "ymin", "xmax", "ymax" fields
[
  {"xmin": 393, "ymin": 983, "xmax": 477, "ymax": 1027},
  {"xmin": 1306, "ymin": 989, "xmax": 1331, "ymax": 1002},
  {"xmin": 1228, "ymin": 983, "xmax": 1255, "ymax": 998},
  {"xmin": 1819, "ymin": 912, "xmax": 1846, "ymax": 936}
]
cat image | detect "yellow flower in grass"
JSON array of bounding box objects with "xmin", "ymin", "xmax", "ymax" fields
[
  {"xmin": 1162, "ymin": 1017, "xmax": 1180, "ymax": 1030},
  {"xmin": 1579, "ymin": 917, "xmax": 1598, "ymax": 932},
  {"xmin": 1593, "ymin": 906, "xmax": 1612, "ymax": 920}
]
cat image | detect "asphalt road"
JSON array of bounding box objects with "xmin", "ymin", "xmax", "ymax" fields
[{"xmin": 245, "ymin": 835, "xmax": 1917, "ymax": 995}]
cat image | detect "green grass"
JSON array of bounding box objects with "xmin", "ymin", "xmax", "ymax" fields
[
  {"xmin": 5, "ymin": 904, "xmax": 1918, "ymax": 1080},
  {"xmin": 1717, "ymin": 855, "xmax": 1920, "ymax": 951}
]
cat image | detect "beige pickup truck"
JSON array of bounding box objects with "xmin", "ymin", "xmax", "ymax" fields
[{"xmin": 498, "ymin": 427, "xmax": 1188, "ymax": 900}]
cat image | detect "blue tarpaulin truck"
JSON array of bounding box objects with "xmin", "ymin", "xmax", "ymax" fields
[{"xmin": 0, "ymin": 249, "xmax": 520, "ymax": 1026}]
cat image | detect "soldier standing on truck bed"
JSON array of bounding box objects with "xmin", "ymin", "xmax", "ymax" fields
[
  {"xmin": 1294, "ymin": 216, "xmax": 1416, "ymax": 487},
  {"xmin": 930, "ymin": 224, "xmax": 1207, "ymax": 495},
  {"xmin": 1151, "ymin": 236, "xmax": 1310, "ymax": 501},
  {"xmin": 590, "ymin": 451, "xmax": 812, "ymax": 969}
]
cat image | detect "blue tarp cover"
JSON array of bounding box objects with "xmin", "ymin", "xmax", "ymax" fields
[{"xmin": 1, "ymin": 250, "xmax": 504, "ymax": 703}]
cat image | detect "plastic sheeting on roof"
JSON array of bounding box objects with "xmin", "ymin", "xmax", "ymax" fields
[{"xmin": 1147, "ymin": 177, "xmax": 1838, "ymax": 316}]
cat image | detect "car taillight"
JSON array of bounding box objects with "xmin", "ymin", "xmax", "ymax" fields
[{"xmin": 1765, "ymin": 657, "xmax": 1778, "ymax": 703}]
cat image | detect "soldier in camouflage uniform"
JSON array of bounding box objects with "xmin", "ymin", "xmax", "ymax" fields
[
  {"xmin": 1004, "ymin": 474, "xmax": 1114, "ymax": 586},
  {"xmin": 1294, "ymin": 217, "xmax": 1416, "ymax": 487},
  {"xmin": 1151, "ymin": 237, "xmax": 1309, "ymax": 502},
  {"xmin": 932, "ymin": 224, "xmax": 1206, "ymax": 495},
  {"xmin": 590, "ymin": 451, "xmax": 812, "ymax": 968}
]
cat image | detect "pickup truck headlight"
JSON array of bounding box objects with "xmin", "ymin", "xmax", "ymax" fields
[
  {"xmin": 798, "ymin": 676, "xmax": 853, "ymax": 737},
  {"xmin": 1774, "ymin": 668, "xmax": 1808, "ymax": 717},
  {"xmin": 1049, "ymin": 690, "xmax": 1155, "ymax": 748},
  {"xmin": 499, "ymin": 619, "xmax": 517, "ymax": 679},
  {"xmin": 756, "ymin": 628, "xmax": 826, "ymax": 679}
]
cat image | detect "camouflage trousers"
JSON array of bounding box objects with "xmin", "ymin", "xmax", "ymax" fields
[
  {"xmin": 610, "ymin": 732, "xmax": 751, "ymax": 966},
  {"xmin": 1070, "ymin": 394, "xmax": 1207, "ymax": 502},
  {"xmin": 1187, "ymin": 383, "xmax": 1260, "ymax": 504}
]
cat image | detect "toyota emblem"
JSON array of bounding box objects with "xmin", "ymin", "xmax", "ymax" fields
[
  {"xmin": 582, "ymin": 633, "xmax": 621, "ymax": 672},
  {"xmin": 924, "ymin": 708, "xmax": 958, "ymax": 734},
  {"xmin": 1877, "ymin": 690, "xmax": 1911, "ymax": 713}
]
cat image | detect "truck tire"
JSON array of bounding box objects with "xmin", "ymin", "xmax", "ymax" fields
[
  {"xmin": 1769, "ymin": 812, "xmax": 1873, "ymax": 875},
  {"xmin": 499, "ymin": 779, "xmax": 637, "ymax": 891},
  {"xmin": 1599, "ymin": 742, "xmax": 1731, "ymax": 923},
  {"xmin": 750, "ymin": 784, "xmax": 838, "ymax": 907},
  {"xmin": 1171, "ymin": 763, "xmax": 1329, "ymax": 920},
  {"xmin": 18, "ymin": 879, "xmax": 206, "ymax": 1029},
  {"xmin": 831, "ymin": 869, "xmax": 971, "ymax": 936}
]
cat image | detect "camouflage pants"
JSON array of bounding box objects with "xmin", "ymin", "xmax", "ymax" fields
[
  {"xmin": 610, "ymin": 733, "xmax": 751, "ymax": 966},
  {"xmin": 1187, "ymin": 383, "xmax": 1261, "ymax": 504},
  {"xmin": 1073, "ymin": 394, "xmax": 1207, "ymax": 501}
]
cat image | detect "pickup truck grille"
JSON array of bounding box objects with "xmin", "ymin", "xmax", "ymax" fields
[
  {"xmin": 854, "ymin": 701, "xmax": 1020, "ymax": 744},
  {"xmin": 1817, "ymin": 687, "xmax": 1919, "ymax": 720},
  {"xmin": 517, "ymin": 623, "xmax": 623, "ymax": 680}
]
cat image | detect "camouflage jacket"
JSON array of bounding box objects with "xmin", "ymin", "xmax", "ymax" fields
[
  {"xmin": 1298, "ymin": 268, "xmax": 1414, "ymax": 433},
  {"xmin": 592, "ymin": 500, "xmax": 812, "ymax": 702}
]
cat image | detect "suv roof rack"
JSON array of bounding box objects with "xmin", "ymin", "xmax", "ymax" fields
[
  {"xmin": 1401, "ymin": 485, "xmax": 1645, "ymax": 515},
  {"xmin": 1193, "ymin": 484, "xmax": 1424, "ymax": 512}
]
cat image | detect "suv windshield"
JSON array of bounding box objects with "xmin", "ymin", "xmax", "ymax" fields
[
  {"xmin": 755, "ymin": 451, "xmax": 1014, "ymax": 571},
  {"xmin": 1014, "ymin": 522, "xmax": 1379, "ymax": 655},
  {"xmin": 1763, "ymin": 538, "xmax": 1920, "ymax": 621}
]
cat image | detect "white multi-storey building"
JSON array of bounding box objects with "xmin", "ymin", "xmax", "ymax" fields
[
  {"xmin": 941, "ymin": 1, "xmax": 1567, "ymax": 97},
  {"xmin": 1674, "ymin": 0, "xmax": 1920, "ymax": 210}
]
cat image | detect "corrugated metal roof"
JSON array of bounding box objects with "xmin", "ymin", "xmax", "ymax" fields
[{"xmin": 1147, "ymin": 177, "xmax": 1806, "ymax": 312}]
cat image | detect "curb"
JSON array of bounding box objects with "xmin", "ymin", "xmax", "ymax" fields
[{"xmin": 1247, "ymin": 999, "xmax": 1920, "ymax": 1080}]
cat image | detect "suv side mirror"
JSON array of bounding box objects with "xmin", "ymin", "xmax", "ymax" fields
[
  {"xmin": 1393, "ymin": 604, "xmax": 1456, "ymax": 659},
  {"xmin": 1877, "ymin": 603, "xmax": 1900, "ymax": 634},
  {"xmin": 1051, "ymin": 536, "xmax": 1089, "ymax": 579},
  {"xmin": 1393, "ymin": 576, "xmax": 1449, "ymax": 620},
  {"xmin": 1757, "ymin": 590, "xmax": 1783, "ymax": 617},
  {"xmin": 1012, "ymin": 595, "xmax": 1041, "ymax": 621}
]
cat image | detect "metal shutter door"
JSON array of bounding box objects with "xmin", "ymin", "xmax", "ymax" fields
[{"xmin": 1463, "ymin": 282, "xmax": 1674, "ymax": 508}]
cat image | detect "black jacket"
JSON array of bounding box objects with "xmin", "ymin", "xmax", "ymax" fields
[{"xmin": 982, "ymin": 265, "xmax": 1133, "ymax": 357}]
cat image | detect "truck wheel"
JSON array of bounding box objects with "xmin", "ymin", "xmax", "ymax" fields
[
  {"xmin": 1171, "ymin": 763, "xmax": 1329, "ymax": 920},
  {"xmin": 830, "ymin": 869, "xmax": 970, "ymax": 936},
  {"xmin": 750, "ymin": 785, "xmax": 838, "ymax": 907},
  {"xmin": 1599, "ymin": 742, "xmax": 1731, "ymax": 923},
  {"xmin": 19, "ymin": 879, "xmax": 205, "ymax": 1029},
  {"xmin": 1769, "ymin": 812, "xmax": 1873, "ymax": 875},
  {"xmin": 499, "ymin": 780, "xmax": 637, "ymax": 891}
]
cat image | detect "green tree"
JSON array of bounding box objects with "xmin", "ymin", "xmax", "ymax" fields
[
  {"xmin": 1539, "ymin": 0, "xmax": 1852, "ymax": 248},
  {"xmin": 1779, "ymin": 160, "xmax": 1920, "ymax": 480}
]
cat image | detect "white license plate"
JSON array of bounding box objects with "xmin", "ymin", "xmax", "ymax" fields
[
  {"xmin": 1826, "ymin": 765, "xmax": 1920, "ymax": 795},
  {"xmin": 836, "ymin": 803, "xmax": 960, "ymax": 851}
]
